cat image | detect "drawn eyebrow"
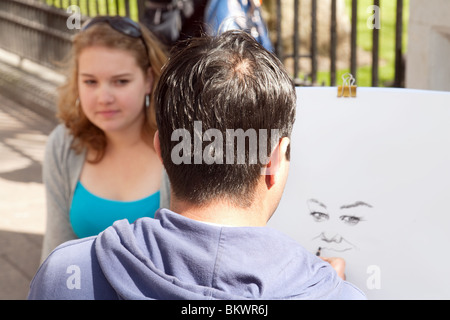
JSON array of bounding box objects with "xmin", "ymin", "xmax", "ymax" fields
[
  {"xmin": 340, "ymin": 201, "xmax": 373, "ymax": 210},
  {"xmin": 308, "ymin": 198, "xmax": 327, "ymax": 209}
]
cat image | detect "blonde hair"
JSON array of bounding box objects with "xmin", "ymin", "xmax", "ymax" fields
[{"xmin": 57, "ymin": 20, "xmax": 168, "ymax": 163}]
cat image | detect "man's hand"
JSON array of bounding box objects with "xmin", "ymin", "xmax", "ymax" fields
[{"xmin": 320, "ymin": 257, "xmax": 346, "ymax": 281}]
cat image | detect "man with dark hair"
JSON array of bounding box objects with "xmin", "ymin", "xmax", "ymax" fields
[
  {"xmin": 155, "ymin": 30, "xmax": 294, "ymax": 210},
  {"xmin": 28, "ymin": 31, "xmax": 365, "ymax": 300}
]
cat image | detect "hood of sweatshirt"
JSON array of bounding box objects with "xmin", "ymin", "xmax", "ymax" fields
[{"xmin": 94, "ymin": 209, "xmax": 364, "ymax": 300}]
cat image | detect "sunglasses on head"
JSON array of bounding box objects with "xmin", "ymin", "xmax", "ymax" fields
[{"xmin": 82, "ymin": 16, "xmax": 150, "ymax": 64}]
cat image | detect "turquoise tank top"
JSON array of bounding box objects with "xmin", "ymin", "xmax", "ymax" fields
[{"xmin": 70, "ymin": 181, "xmax": 160, "ymax": 238}]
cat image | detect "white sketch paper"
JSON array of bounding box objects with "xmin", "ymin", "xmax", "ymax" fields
[{"xmin": 268, "ymin": 87, "xmax": 450, "ymax": 299}]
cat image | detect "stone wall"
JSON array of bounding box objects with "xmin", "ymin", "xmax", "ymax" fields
[{"xmin": 406, "ymin": 0, "xmax": 450, "ymax": 91}]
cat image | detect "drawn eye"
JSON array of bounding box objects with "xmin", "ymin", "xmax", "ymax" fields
[
  {"xmin": 310, "ymin": 211, "xmax": 329, "ymax": 222},
  {"xmin": 339, "ymin": 215, "xmax": 362, "ymax": 226}
]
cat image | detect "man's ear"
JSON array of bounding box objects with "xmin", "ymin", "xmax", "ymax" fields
[
  {"xmin": 263, "ymin": 137, "xmax": 290, "ymax": 189},
  {"xmin": 153, "ymin": 130, "xmax": 163, "ymax": 164}
]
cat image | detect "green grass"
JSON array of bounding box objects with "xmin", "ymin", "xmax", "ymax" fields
[
  {"xmin": 44, "ymin": 0, "xmax": 139, "ymax": 21},
  {"xmin": 317, "ymin": 0, "xmax": 409, "ymax": 87}
]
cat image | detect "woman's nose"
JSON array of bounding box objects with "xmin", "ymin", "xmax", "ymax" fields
[{"xmin": 97, "ymin": 84, "xmax": 114, "ymax": 105}]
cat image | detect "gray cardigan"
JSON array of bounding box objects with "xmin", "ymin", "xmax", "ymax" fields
[{"xmin": 40, "ymin": 124, "xmax": 171, "ymax": 261}]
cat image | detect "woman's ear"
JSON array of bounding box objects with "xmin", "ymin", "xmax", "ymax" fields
[{"xmin": 145, "ymin": 67, "xmax": 154, "ymax": 95}]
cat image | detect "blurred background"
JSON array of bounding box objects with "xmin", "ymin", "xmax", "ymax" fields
[{"xmin": 0, "ymin": 0, "xmax": 449, "ymax": 299}]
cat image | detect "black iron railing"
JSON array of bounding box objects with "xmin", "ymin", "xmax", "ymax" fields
[
  {"xmin": 275, "ymin": 0, "xmax": 405, "ymax": 87},
  {"xmin": 0, "ymin": 0, "xmax": 406, "ymax": 87},
  {"xmin": 0, "ymin": 0, "xmax": 80, "ymax": 69}
]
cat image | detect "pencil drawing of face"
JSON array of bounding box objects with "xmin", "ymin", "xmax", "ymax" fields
[{"xmin": 307, "ymin": 198, "xmax": 374, "ymax": 253}]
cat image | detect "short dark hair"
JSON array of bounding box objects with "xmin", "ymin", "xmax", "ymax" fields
[{"xmin": 155, "ymin": 30, "xmax": 296, "ymax": 207}]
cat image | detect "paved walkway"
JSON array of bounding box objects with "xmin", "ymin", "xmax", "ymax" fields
[
  {"xmin": 0, "ymin": 92, "xmax": 57, "ymax": 299},
  {"xmin": 0, "ymin": 48, "xmax": 61, "ymax": 299}
]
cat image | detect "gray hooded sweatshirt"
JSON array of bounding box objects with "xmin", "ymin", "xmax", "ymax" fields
[{"xmin": 28, "ymin": 208, "xmax": 366, "ymax": 300}]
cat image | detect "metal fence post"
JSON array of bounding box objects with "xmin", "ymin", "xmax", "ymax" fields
[
  {"xmin": 293, "ymin": 0, "xmax": 300, "ymax": 81},
  {"xmin": 350, "ymin": 0, "xmax": 358, "ymax": 81},
  {"xmin": 310, "ymin": 0, "xmax": 317, "ymax": 85},
  {"xmin": 394, "ymin": 0, "xmax": 404, "ymax": 87},
  {"xmin": 372, "ymin": 0, "xmax": 380, "ymax": 87},
  {"xmin": 330, "ymin": 0, "xmax": 337, "ymax": 86}
]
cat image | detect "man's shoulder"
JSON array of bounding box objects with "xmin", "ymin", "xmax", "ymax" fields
[
  {"xmin": 254, "ymin": 227, "xmax": 366, "ymax": 300},
  {"xmin": 28, "ymin": 237, "xmax": 100, "ymax": 300},
  {"xmin": 46, "ymin": 236, "xmax": 96, "ymax": 264},
  {"xmin": 336, "ymin": 280, "xmax": 367, "ymax": 300}
]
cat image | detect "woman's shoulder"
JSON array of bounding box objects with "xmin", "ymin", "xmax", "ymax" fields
[
  {"xmin": 45, "ymin": 123, "xmax": 85, "ymax": 166},
  {"xmin": 47, "ymin": 124, "xmax": 74, "ymax": 148}
]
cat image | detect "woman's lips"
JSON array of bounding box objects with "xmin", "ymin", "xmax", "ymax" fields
[{"xmin": 97, "ymin": 110, "xmax": 120, "ymax": 117}]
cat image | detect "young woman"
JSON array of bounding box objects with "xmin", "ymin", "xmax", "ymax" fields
[{"xmin": 41, "ymin": 16, "xmax": 170, "ymax": 260}]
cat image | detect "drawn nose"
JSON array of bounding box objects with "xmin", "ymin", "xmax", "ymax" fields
[{"xmin": 320, "ymin": 232, "xmax": 343, "ymax": 244}]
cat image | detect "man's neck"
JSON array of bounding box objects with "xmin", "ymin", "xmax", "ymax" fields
[{"xmin": 170, "ymin": 195, "xmax": 269, "ymax": 227}]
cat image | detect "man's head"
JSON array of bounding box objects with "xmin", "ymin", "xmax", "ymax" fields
[{"xmin": 154, "ymin": 30, "xmax": 296, "ymax": 208}]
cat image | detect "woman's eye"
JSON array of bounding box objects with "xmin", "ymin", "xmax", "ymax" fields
[
  {"xmin": 340, "ymin": 215, "xmax": 362, "ymax": 226},
  {"xmin": 310, "ymin": 211, "xmax": 329, "ymax": 222},
  {"xmin": 115, "ymin": 79, "xmax": 129, "ymax": 85},
  {"xmin": 84, "ymin": 80, "xmax": 96, "ymax": 85}
]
